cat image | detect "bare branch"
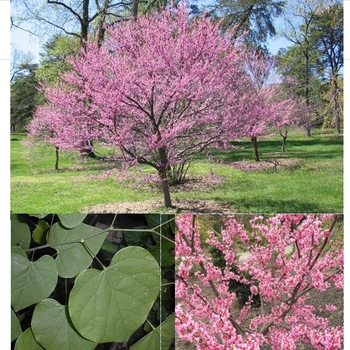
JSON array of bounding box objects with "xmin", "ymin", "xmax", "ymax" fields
[{"xmin": 47, "ymin": 0, "xmax": 82, "ymax": 22}]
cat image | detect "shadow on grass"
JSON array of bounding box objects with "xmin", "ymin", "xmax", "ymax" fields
[
  {"xmin": 222, "ymin": 197, "xmax": 329, "ymax": 213},
  {"xmin": 195, "ymin": 135, "xmax": 343, "ymax": 163}
]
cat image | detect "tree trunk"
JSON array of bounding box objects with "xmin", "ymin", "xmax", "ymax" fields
[
  {"xmin": 279, "ymin": 127, "xmax": 288, "ymax": 153},
  {"xmin": 305, "ymin": 50, "xmax": 312, "ymax": 137},
  {"xmin": 281, "ymin": 136, "xmax": 287, "ymax": 153},
  {"xmin": 55, "ymin": 146, "xmax": 59, "ymax": 171},
  {"xmin": 158, "ymin": 166, "xmax": 172, "ymax": 208},
  {"xmin": 331, "ymin": 75, "xmax": 341, "ymax": 134},
  {"xmin": 158, "ymin": 147, "xmax": 172, "ymax": 207},
  {"xmin": 305, "ymin": 125, "xmax": 311, "ymax": 137},
  {"xmin": 251, "ymin": 136, "xmax": 260, "ymax": 162},
  {"xmin": 81, "ymin": 0, "xmax": 89, "ymax": 43},
  {"xmin": 80, "ymin": 140, "xmax": 96, "ymax": 159},
  {"xmin": 132, "ymin": 0, "xmax": 139, "ymax": 20}
]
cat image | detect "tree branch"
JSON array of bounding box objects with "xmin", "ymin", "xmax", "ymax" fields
[{"xmin": 47, "ymin": 0, "xmax": 83, "ymax": 22}]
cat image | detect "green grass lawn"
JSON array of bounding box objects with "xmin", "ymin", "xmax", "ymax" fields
[{"xmin": 10, "ymin": 129, "xmax": 343, "ymax": 213}]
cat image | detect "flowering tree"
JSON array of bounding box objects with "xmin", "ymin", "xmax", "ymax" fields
[
  {"xmin": 26, "ymin": 104, "xmax": 63, "ymax": 170},
  {"xmin": 30, "ymin": 3, "xmax": 277, "ymax": 208},
  {"xmin": 175, "ymin": 214, "xmax": 343, "ymax": 349},
  {"xmin": 271, "ymin": 77, "xmax": 305, "ymax": 152},
  {"xmin": 237, "ymin": 51, "xmax": 298, "ymax": 161}
]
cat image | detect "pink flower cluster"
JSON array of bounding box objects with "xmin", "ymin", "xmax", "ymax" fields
[{"xmin": 175, "ymin": 214, "xmax": 343, "ymax": 349}]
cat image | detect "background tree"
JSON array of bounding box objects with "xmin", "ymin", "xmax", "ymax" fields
[
  {"xmin": 271, "ymin": 77, "xmax": 304, "ymax": 152},
  {"xmin": 311, "ymin": 2, "xmax": 343, "ymax": 134},
  {"xmin": 12, "ymin": 0, "xmax": 122, "ymax": 45},
  {"xmin": 11, "ymin": 62, "xmax": 39, "ymax": 132},
  {"xmin": 35, "ymin": 35, "xmax": 80, "ymax": 86},
  {"xmin": 208, "ymin": 0, "xmax": 285, "ymax": 51},
  {"xmin": 279, "ymin": 0, "xmax": 332, "ymax": 137},
  {"xmin": 277, "ymin": 44, "xmax": 325, "ymax": 130},
  {"xmin": 235, "ymin": 51, "xmax": 298, "ymax": 161},
  {"xmin": 10, "ymin": 49, "xmax": 36, "ymax": 82},
  {"xmin": 11, "ymin": 0, "xmax": 173, "ymax": 44}
]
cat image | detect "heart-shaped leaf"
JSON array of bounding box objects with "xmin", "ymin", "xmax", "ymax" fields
[
  {"xmin": 31, "ymin": 299, "xmax": 97, "ymax": 350},
  {"xmin": 129, "ymin": 313, "xmax": 175, "ymax": 350},
  {"xmin": 14, "ymin": 328, "xmax": 44, "ymax": 350},
  {"xmin": 11, "ymin": 215, "xmax": 31, "ymax": 249},
  {"xmin": 69, "ymin": 246, "xmax": 160, "ymax": 343},
  {"xmin": 11, "ymin": 309, "xmax": 22, "ymax": 342},
  {"xmin": 11, "ymin": 247, "xmax": 58, "ymax": 312},
  {"xmin": 48, "ymin": 222, "xmax": 108, "ymax": 278},
  {"xmin": 57, "ymin": 214, "xmax": 87, "ymax": 228}
]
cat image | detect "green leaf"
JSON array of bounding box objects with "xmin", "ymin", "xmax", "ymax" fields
[
  {"xmin": 148, "ymin": 240, "xmax": 175, "ymax": 267},
  {"xmin": 11, "ymin": 248, "xmax": 58, "ymax": 312},
  {"xmin": 11, "ymin": 309, "xmax": 22, "ymax": 342},
  {"xmin": 48, "ymin": 222, "xmax": 108, "ymax": 278},
  {"xmin": 11, "ymin": 214, "xmax": 31, "ymax": 249},
  {"xmin": 145, "ymin": 215, "xmax": 175, "ymax": 244},
  {"xmin": 69, "ymin": 246, "xmax": 160, "ymax": 343},
  {"xmin": 32, "ymin": 219, "xmax": 50, "ymax": 245},
  {"xmin": 12, "ymin": 246, "xmax": 28, "ymax": 259},
  {"xmin": 57, "ymin": 214, "xmax": 87, "ymax": 228},
  {"xmin": 32, "ymin": 299, "xmax": 97, "ymax": 350},
  {"xmin": 129, "ymin": 313, "xmax": 175, "ymax": 350},
  {"xmin": 100, "ymin": 238, "xmax": 119, "ymax": 254},
  {"xmin": 145, "ymin": 214, "xmax": 164, "ymax": 230},
  {"xmin": 157, "ymin": 304, "xmax": 169, "ymax": 323},
  {"xmin": 14, "ymin": 328, "xmax": 44, "ymax": 350},
  {"xmin": 168, "ymin": 217, "xmax": 175, "ymax": 235},
  {"xmin": 124, "ymin": 227, "xmax": 151, "ymax": 245}
]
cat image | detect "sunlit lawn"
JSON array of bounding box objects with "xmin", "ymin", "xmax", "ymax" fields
[{"xmin": 10, "ymin": 129, "xmax": 343, "ymax": 213}]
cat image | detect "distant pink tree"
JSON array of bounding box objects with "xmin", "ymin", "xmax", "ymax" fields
[
  {"xmin": 26, "ymin": 104, "xmax": 65, "ymax": 171},
  {"xmin": 176, "ymin": 213, "xmax": 344, "ymax": 350},
  {"xmin": 272, "ymin": 77, "xmax": 306, "ymax": 152},
  {"xmin": 237, "ymin": 51, "xmax": 298, "ymax": 161}
]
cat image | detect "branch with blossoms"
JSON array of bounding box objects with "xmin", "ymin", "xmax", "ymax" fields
[{"xmin": 175, "ymin": 214, "xmax": 343, "ymax": 350}]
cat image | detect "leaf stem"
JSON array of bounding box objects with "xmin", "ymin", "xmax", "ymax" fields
[
  {"xmin": 161, "ymin": 282, "xmax": 175, "ymax": 287},
  {"xmin": 81, "ymin": 240, "xmax": 106, "ymax": 270},
  {"xmin": 146, "ymin": 318, "xmax": 156, "ymax": 330}
]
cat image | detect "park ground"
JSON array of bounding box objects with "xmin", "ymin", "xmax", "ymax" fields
[{"xmin": 10, "ymin": 128, "xmax": 343, "ymax": 213}]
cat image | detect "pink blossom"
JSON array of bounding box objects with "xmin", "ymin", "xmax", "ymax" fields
[
  {"xmin": 326, "ymin": 304, "xmax": 337, "ymax": 312},
  {"xmin": 176, "ymin": 214, "xmax": 343, "ymax": 349}
]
